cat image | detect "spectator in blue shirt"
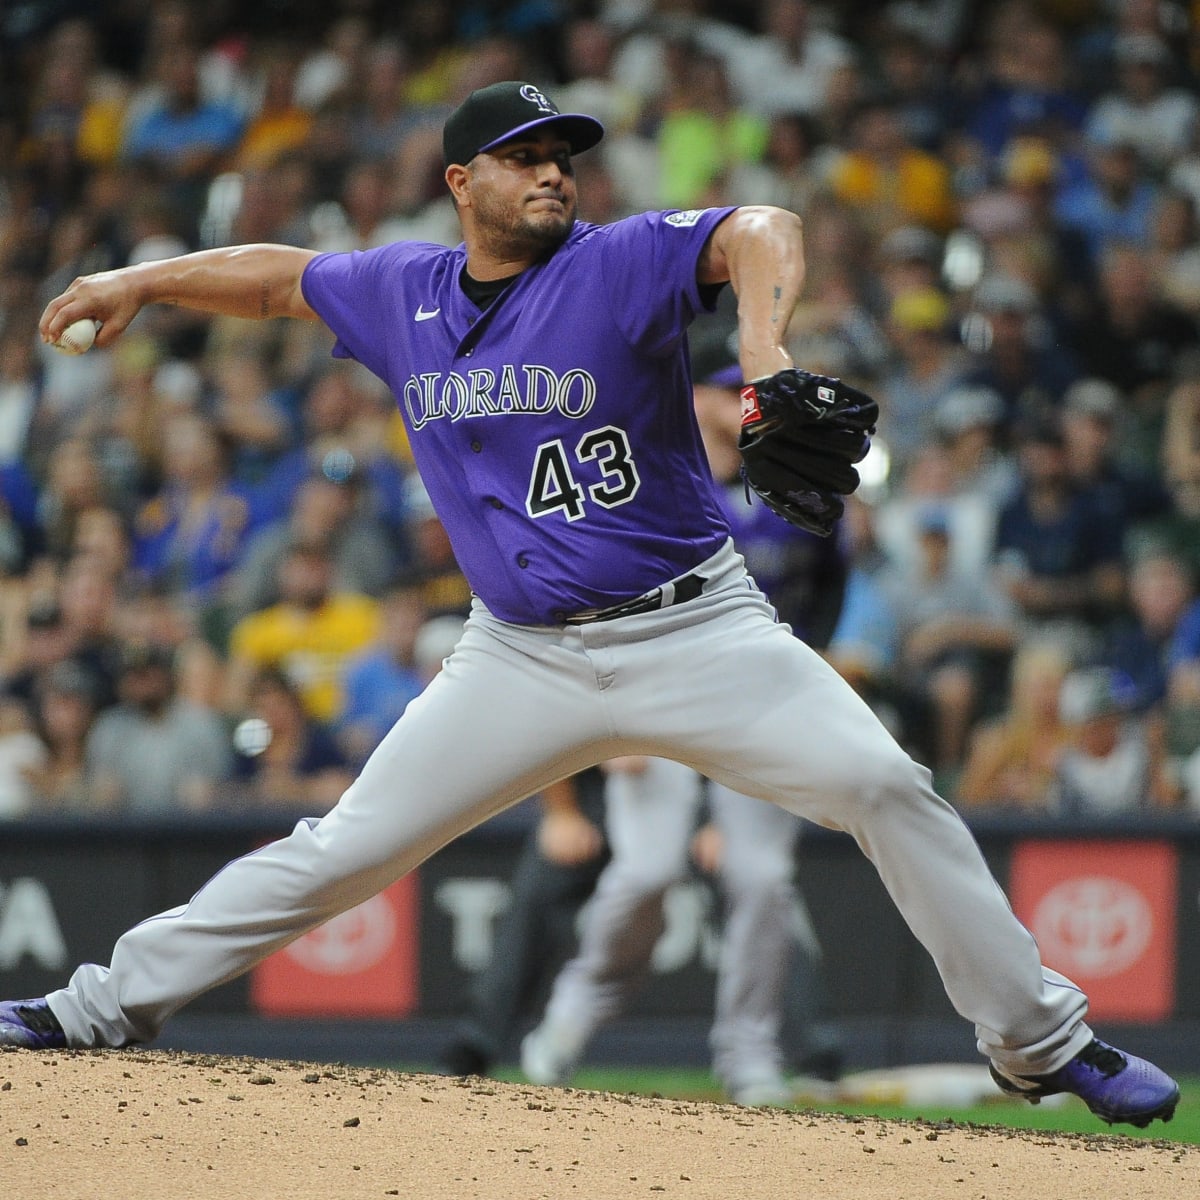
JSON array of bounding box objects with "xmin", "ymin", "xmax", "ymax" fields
[
  {"xmin": 960, "ymin": 274, "xmax": 1080, "ymax": 425},
  {"xmin": 1054, "ymin": 132, "xmax": 1159, "ymax": 268},
  {"xmin": 993, "ymin": 415, "xmax": 1127, "ymax": 642},
  {"xmin": 131, "ymin": 411, "xmax": 253, "ymax": 607},
  {"xmin": 338, "ymin": 578, "xmax": 427, "ymax": 764},
  {"xmin": 959, "ymin": 17, "xmax": 1087, "ymax": 161},
  {"xmin": 1102, "ymin": 550, "xmax": 1200, "ymax": 713},
  {"xmin": 122, "ymin": 45, "xmax": 244, "ymax": 233}
]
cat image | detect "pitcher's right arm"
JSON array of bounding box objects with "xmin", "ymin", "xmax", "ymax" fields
[{"xmin": 39, "ymin": 244, "xmax": 321, "ymax": 349}]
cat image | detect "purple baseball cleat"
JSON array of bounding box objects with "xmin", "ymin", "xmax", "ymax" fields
[
  {"xmin": 991, "ymin": 1039, "xmax": 1180, "ymax": 1129},
  {"xmin": 0, "ymin": 999, "xmax": 67, "ymax": 1050}
]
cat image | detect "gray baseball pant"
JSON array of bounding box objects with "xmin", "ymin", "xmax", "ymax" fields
[{"xmin": 46, "ymin": 539, "xmax": 1091, "ymax": 1078}]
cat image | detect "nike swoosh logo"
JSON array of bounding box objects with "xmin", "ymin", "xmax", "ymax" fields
[{"xmin": 415, "ymin": 305, "xmax": 441, "ymax": 322}]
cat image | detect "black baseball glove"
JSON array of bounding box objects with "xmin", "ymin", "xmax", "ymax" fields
[{"xmin": 737, "ymin": 368, "xmax": 879, "ymax": 537}]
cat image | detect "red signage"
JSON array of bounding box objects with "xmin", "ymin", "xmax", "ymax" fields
[
  {"xmin": 250, "ymin": 875, "xmax": 419, "ymax": 1017},
  {"xmin": 1009, "ymin": 840, "xmax": 1177, "ymax": 1022}
]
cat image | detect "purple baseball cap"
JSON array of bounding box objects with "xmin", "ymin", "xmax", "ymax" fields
[{"xmin": 443, "ymin": 81, "xmax": 604, "ymax": 168}]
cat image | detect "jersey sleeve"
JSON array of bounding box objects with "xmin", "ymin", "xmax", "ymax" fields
[
  {"xmin": 301, "ymin": 242, "xmax": 433, "ymax": 380},
  {"xmin": 595, "ymin": 207, "xmax": 737, "ymax": 357}
]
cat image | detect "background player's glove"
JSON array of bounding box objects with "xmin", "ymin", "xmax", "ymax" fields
[{"xmin": 737, "ymin": 368, "xmax": 879, "ymax": 537}]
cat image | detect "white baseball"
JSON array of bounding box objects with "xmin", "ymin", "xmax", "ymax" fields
[
  {"xmin": 232, "ymin": 717, "xmax": 273, "ymax": 757},
  {"xmin": 54, "ymin": 318, "xmax": 99, "ymax": 355}
]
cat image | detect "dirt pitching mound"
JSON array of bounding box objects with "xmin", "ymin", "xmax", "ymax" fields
[{"xmin": 0, "ymin": 1049, "xmax": 1193, "ymax": 1199}]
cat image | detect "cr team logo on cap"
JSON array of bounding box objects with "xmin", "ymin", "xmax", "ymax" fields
[{"xmin": 519, "ymin": 84, "xmax": 557, "ymax": 114}]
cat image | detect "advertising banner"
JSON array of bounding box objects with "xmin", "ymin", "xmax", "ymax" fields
[
  {"xmin": 250, "ymin": 875, "xmax": 420, "ymax": 1017},
  {"xmin": 1008, "ymin": 840, "xmax": 1177, "ymax": 1022}
]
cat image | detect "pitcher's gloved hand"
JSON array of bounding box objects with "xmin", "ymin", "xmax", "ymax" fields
[{"xmin": 737, "ymin": 368, "xmax": 879, "ymax": 537}]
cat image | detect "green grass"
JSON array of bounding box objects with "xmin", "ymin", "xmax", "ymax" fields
[{"xmin": 415, "ymin": 1063, "xmax": 1200, "ymax": 1144}]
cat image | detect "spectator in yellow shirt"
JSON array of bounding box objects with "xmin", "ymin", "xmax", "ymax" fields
[
  {"xmin": 225, "ymin": 539, "xmax": 379, "ymax": 724},
  {"xmin": 234, "ymin": 47, "xmax": 313, "ymax": 171},
  {"xmin": 828, "ymin": 98, "xmax": 956, "ymax": 237}
]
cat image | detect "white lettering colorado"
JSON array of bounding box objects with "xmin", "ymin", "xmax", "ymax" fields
[{"xmin": 403, "ymin": 365, "xmax": 597, "ymax": 429}]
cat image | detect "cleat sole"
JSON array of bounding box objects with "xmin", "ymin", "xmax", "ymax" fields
[
  {"xmin": 1093, "ymin": 1091, "xmax": 1179, "ymax": 1129},
  {"xmin": 991, "ymin": 1064, "xmax": 1181, "ymax": 1129}
]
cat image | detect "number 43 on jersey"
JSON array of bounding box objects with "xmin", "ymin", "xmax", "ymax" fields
[{"xmin": 526, "ymin": 426, "xmax": 641, "ymax": 521}]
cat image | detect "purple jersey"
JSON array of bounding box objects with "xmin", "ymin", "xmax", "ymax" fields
[{"xmin": 301, "ymin": 208, "xmax": 737, "ymax": 624}]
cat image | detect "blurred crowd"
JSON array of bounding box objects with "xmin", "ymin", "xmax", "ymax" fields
[{"xmin": 1, "ymin": 0, "xmax": 1200, "ymax": 821}]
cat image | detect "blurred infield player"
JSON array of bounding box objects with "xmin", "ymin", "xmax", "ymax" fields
[
  {"xmin": 521, "ymin": 755, "xmax": 834, "ymax": 1105},
  {"xmin": 7, "ymin": 81, "xmax": 1179, "ymax": 1130}
]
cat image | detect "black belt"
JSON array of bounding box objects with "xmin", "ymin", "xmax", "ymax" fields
[{"xmin": 563, "ymin": 571, "xmax": 706, "ymax": 625}]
